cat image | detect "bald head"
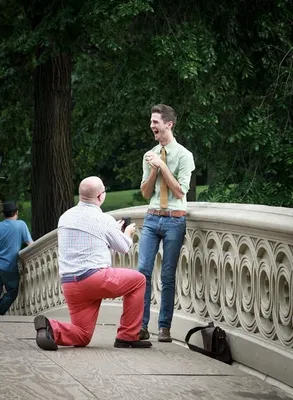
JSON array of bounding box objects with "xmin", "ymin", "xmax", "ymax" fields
[{"xmin": 79, "ymin": 176, "xmax": 105, "ymax": 204}]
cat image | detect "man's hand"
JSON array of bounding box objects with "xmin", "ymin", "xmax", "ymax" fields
[
  {"xmin": 145, "ymin": 151, "xmax": 161, "ymax": 168},
  {"xmin": 124, "ymin": 223, "xmax": 136, "ymax": 237}
]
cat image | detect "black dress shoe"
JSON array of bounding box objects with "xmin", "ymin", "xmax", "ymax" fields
[
  {"xmin": 114, "ymin": 338, "xmax": 152, "ymax": 348},
  {"xmin": 34, "ymin": 315, "xmax": 58, "ymax": 351},
  {"xmin": 158, "ymin": 327, "xmax": 172, "ymax": 342},
  {"xmin": 139, "ymin": 327, "xmax": 150, "ymax": 340}
]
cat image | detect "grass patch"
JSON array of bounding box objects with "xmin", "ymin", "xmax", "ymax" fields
[
  {"xmin": 5, "ymin": 186, "xmax": 207, "ymax": 230},
  {"xmin": 21, "ymin": 201, "xmax": 32, "ymax": 230},
  {"xmin": 75, "ymin": 186, "xmax": 207, "ymax": 212},
  {"xmin": 74, "ymin": 189, "xmax": 149, "ymax": 212}
]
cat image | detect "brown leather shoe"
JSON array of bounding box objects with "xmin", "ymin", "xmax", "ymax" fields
[
  {"xmin": 139, "ymin": 327, "xmax": 150, "ymax": 340},
  {"xmin": 158, "ymin": 327, "xmax": 172, "ymax": 342}
]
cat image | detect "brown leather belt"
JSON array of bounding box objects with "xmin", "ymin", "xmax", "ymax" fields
[{"xmin": 148, "ymin": 209, "xmax": 187, "ymax": 218}]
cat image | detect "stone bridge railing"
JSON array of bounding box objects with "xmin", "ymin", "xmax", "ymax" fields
[{"xmin": 12, "ymin": 202, "xmax": 293, "ymax": 387}]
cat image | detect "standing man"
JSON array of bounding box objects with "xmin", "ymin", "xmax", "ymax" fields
[
  {"xmin": 34, "ymin": 176, "xmax": 152, "ymax": 350},
  {"xmin": 138, "ymin": 104, "xmax": 195, "ymax": 342},
  {"xmin": 0, "ymin": 201, "xmax": 33, "ymax": 315}
]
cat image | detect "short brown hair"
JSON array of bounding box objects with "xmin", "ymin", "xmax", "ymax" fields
[{"xmin": 151, "ymin": 104, "xmax": 177, "ymax": 128}]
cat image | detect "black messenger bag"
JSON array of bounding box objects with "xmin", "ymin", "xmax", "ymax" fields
[{"xmin": 185, "ymin": 322, "xmax": 232, "ymax": 365}]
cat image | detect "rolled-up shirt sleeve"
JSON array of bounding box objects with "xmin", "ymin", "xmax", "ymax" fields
[
  {"xmin": 141, "ymin": 153, "xmax": 151, "ymax": 185},
  {"xmin": 177, "ymin": 151, "xmax": 195, "ymax": 194}
]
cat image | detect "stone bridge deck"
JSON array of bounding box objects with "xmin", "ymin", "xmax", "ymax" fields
[{"xmin": 1, "ymin": 307, "xmax": 293, "ymax": 400}]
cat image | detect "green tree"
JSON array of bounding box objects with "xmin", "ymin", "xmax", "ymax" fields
[
  {"xmin": 1, "ymin": 0, "xmax": 293, "ymax": 233},
  {"xmin": 72, "ymin": 0, "xmax": 293, "ymax": 206},
  {"xmin": 1, "ymin": 0, "xmax": 153, "ymax": 238}
]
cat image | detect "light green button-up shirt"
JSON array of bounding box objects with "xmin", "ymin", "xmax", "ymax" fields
[{"xmin": 141, "ymin": 138, "xmax": 195, "ymax": 211}]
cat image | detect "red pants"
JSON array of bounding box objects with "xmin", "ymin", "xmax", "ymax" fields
[{"xmin": 49, "ymin": 268, "xmax": 146, "ymax": 347}]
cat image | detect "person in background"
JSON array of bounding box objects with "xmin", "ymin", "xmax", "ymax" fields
[
  {"xmin": 34, "ymin": 176, "xmax": 152, "ymax": 350},
  {"xmin": 138, "ymin": 104, "xmax": 195, "ymax": 342},
  {"xmin": 0, "ymin": 200, "xmax": 33, "ymax": 315}
]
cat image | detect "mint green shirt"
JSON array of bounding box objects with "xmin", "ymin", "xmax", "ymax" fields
[{"xmin": 141, "ymin": 138, "xmax": 195, "ymax": 211}]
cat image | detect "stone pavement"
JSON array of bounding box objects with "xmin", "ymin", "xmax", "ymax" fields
[{"xmin": 1, "ymin": 309, "xmax": 293, "ymax": 400}]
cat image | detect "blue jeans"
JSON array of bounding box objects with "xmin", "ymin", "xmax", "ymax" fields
[
  {"xmin": 138, "ymin": 214, "xmax": 186, "ymax": 329},
  {"xmin": 0, "ymin": 269, "xmax": 20, "ymax": 315}
]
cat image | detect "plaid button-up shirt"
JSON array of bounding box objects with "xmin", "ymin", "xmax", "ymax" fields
[{"xmin": 57, "ymin": 201, "xmax": 132, "ymax": 277}]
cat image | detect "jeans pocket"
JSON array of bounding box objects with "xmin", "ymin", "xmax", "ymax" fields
[
  {"xmin": 145, "ymin": 213, "xmax": 153, "ymax": 221},
  {"xmin": 170, "ymin": 216, "xmax": 186, "ymax": 225}
]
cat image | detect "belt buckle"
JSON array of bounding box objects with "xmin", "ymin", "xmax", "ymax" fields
[{"xmin": 158, "ymin": 209, "xmax": 163, "ymax": 216}]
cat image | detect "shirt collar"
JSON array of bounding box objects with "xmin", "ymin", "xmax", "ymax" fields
[
  {"xmin": 159, "ymin": 138, "xmax": 177, "ymax": 155},
  {"xmin": 78, "ymin": 201, "xmax": 102, "ymax": 211}
]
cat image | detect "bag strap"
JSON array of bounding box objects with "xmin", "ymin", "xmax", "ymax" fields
[
  {"xmin": 184, "ymin": 322, "xmax": 214, "ymax": 344},
  {"xmin": 184, "ymin": 325, "xmax": 210, "ymax": 344},
  {"xmin": 185, "ymin": 323, "xmax": 226, "ymax": 359}
]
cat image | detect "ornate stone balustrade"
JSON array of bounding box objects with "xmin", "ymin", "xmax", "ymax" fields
[
  {"xmin": 11, "ymin": 229, "xmax": 65, "ymax": 316},
  {"xmin": 13, "ymin": 202, "xmax": 293, "ymax": 387}
]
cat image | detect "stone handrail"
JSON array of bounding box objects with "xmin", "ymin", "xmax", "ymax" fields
[{"xmin": 12, "ymin": 202, "xmax": 293, "ymax": 387}]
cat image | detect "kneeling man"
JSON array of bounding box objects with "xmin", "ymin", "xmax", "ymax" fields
[{"xmin": 34, "ymin": 176, "xmax": 152, "ymax": 350}]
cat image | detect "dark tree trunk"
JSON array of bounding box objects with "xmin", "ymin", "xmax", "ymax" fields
[
  {"xmin": 187, "ymin": 171, "xmax": 196, "ymax": 201},
  {"xmin": 31, "ymin": 52, "xmax": 74, "ymax": 239}
]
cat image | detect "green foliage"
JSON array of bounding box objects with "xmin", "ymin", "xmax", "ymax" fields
[
  {"xmin": 1, "ymin": 0, "xmax": 293, "ymax": 208},
  {"xmin": 0, "ymin": 0, "xmax": 154, "ymax": 197}
]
